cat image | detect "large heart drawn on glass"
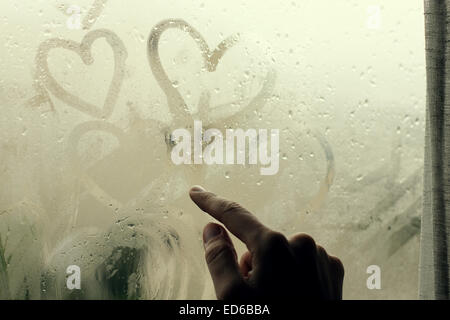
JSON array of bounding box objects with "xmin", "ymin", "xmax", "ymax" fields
[
  {"xmin": 147, "ymin": 19, "xmax": 276, "ymax": 127},
  {"xmin": 36, "ymin": 29, "xmax": 127, "ymax": 119},
  {"xmin": 146, "ymin": 19, "xmax": 336, "ymax": 219}
]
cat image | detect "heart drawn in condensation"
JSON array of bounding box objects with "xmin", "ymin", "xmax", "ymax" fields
[
  {"xmin": 147, "ymin": 19, "xmax": 276, "ymax": 126},
  {"xmin": 36, "ymin": 29, "xmax": 127, "ymax": 119}
]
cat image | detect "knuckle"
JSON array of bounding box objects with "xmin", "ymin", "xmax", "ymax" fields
[
  {"xmin": 317, "ymin": 245, "xmax": 327, "ymax": 256},
  {"xmin": 205, "ymin": 240, "xmax": 234, "ymax": 266},
  {"xmin": 262, "ymin": 231, "xmax": 289, "ymax": 251},
  {"xmin": 290, "ymin": 233, "xmax": 317, "ymax": 256}
]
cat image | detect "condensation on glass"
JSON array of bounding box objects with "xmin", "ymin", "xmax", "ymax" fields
[{"xmin": 0, "ymin": 0, "xmax": 425, "ymax": 299}]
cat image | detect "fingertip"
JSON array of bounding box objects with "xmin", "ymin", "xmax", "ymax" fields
[
  {"xmin": 190, "ymin": 185, "xmax": 205, "ymax": 193},
  {"xmin": 189, "ymin": 186, "xmax": 206, "ymax": 203}
]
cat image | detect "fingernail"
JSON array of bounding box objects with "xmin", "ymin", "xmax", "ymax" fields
[
  {"xmin": 203, "ymin": 223, "xmax": 222, "ymax": 244},
  {"xmin": 190, "ymin": 185, "xmax": 205, "ymax": 192}
]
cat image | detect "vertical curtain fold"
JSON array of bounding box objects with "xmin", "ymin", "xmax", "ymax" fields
[{"xmin": 420, "ymin": 0, "xmax": 450, "ymax": 300}]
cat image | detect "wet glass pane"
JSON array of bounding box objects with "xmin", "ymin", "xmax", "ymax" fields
[{"xmin": 0, "ymin": 0, "xmax": 425, "ymax": 299}]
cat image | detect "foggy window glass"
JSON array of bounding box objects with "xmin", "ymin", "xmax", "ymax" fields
[{"xmin": 0, "ymin": 0, "xmax": 425, "ymax": 299}]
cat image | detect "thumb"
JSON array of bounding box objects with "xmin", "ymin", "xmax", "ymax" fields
[{"xmin": 203, "ymin": 223, "xmax": 247, "ymax": 300}]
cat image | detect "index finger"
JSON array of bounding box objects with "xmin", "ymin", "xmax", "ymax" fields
[{"xmin": 189, "ymin": 186, "xmax": 270, "ymax": 251}]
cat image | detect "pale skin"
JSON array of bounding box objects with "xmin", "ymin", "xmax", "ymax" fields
[{"xmin": 189, "ymin": 185, "xmax": 345, "ymax": 300}]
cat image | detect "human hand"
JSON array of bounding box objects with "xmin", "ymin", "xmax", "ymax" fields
[{"xmin": 189, "ymin": 185, "xmax": 344, "ymax": 300}]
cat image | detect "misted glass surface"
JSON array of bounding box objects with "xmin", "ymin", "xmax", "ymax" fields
[{"xmin": 0, "ymin": 0, "xmax": 425, "ymax": 299}]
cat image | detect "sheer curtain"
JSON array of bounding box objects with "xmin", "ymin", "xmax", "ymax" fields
[{"xmin": 420, "ymin": 0, "xmax": 450, "ymax": 300}]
